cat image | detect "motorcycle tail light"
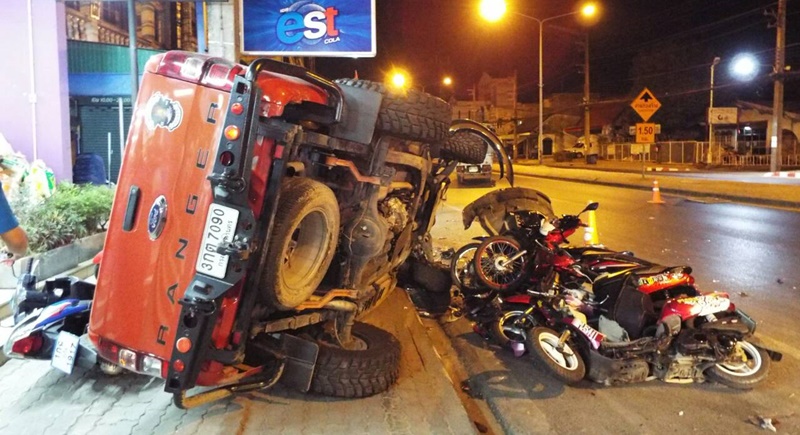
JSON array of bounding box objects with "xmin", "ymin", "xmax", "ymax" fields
[
  {"xmin": 118, "ymin": 349, "xmax": 136, "ymax": 369},
  {"xmin": 11, "ymin": 335, "xmax": 43, "ymax": 355}
]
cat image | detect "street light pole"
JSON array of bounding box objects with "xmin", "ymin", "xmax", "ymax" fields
[
  {"xmin": 538, "ymin": 20, "xmax": 544, "ymax": 164},
  {"xmin": 707, "ymin": 56, "xmax": 720, "ymax": 164},
  {"xmin": 517, "ymin": 9, "xmax": 595, "ymax": 165},
  {"xmin": 479, "ymin": 2, "xmax": 598, "ymax": 165}
]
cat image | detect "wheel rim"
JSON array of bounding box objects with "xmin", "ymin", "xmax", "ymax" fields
[
  {"xmin": 498, "ymin": 311, "xmax": 531, "ymax": 342},
  {"xmin": 477, "ymin": 239, "xmax": 524, "ymax": 288},
  {"xmin": 537, "ymin": 330, "xmax": 581, "ymax": 371},
  {"xmin": 453, "ymin": 246, "xmax": 479, "ymax": 289},
  {"xmin": 283, "ymin": 210, "xmax": 330, "ymax": 288},
  {"xmin": 715, "ymin": 341, "xmax": 763, "ymax": 377}
]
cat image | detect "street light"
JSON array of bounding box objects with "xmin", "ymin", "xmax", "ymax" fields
[
  {"xmin": 730, "ymin": 53, "xmax": 759, "ymax": 81},
  {"xmin": 480, "ymin": 1, "xmax": 599, "ymax": 164},
  {"xmin": 707, "ymin": 56, "xmax": 721, "ymax": 164}
]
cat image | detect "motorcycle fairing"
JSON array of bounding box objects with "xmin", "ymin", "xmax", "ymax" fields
[
  {"xmin": 462, "ymin": 187, "xmax": 555, "ymax": 235},
  {"xmin": 661, "ymin": 293, "xmax": 731, "ymax": 320}
]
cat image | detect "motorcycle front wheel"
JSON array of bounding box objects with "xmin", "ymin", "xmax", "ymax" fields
[
  {"xmin": 474, "ymin": 236, "xmax": 528, "ymax": 291},
  {"xmin": 491, "ymin": 305, "xmax": 536, "ymax": 349},
  {"xmin": 706, "ymin": 340, "xmax": 770, "ymax": 390},
  {"xmin": 527, "ymin": 326, "xmax": 586, "ymax": 385},
  {"xmin": 451, "ymin": 243, "xmax": 482, "ymax": 294}
]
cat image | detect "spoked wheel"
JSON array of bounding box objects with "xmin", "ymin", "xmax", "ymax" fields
[
  {"xmin": 451, "ymin": 243, "xmax": 482, "ymax": 294},
  {"xmin": 474, "ymin": 236, "xmax": 528, "ymax": 291},
  {"xmin": 706, "ymin": 340, "xmax": 770, "ymax": 390},
  {"xmin": 527, "ymin": 326, "xmax": 586, "ymax": 385}
]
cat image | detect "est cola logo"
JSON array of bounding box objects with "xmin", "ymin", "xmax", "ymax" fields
[{"xmin": 276, "ymin": 1, "xmax": 341, "ymax": 46}]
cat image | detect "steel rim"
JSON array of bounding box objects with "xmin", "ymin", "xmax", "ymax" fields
[
  {"xmin": 453, "ymin": 245, "xmax": 479, "ymax": 289},
  {"xmin": 715, "ymin": 341, "xmax": 763, "ymax": 377},
  {"xmin": 477, "ymin": 239, "xmax": 524, "ymax": 287},
  {"xmin": 283, "ymin": 210, "xmax": 330, "ymax": 288},
  {"xmin": 498, "ymin": 311, "xmax": 531, "ymax": 342},
  {"xmin": 537, "ymin": 330, "xmax": 581, "ymax": 371}
]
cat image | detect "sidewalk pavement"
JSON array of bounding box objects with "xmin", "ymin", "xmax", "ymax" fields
[
  {"xmin": 0, "ymin": 288, "xmax": 488, "ymax": 435},
  {"xmin": 506, "ymin": 158, "xmax": 800, "ymax": 210}
]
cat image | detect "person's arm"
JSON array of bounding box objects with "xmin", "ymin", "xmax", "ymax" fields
[
  {"xmin": 1, "ymin": 225, "xmax": 28, "ymax": 256},
  {"xmin": 0, "ymin": 184, "xmax": 28, "ymax": 257}
]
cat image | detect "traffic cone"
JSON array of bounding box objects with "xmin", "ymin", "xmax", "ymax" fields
[
  {"xmin": 583, "ymin": 201, "xmax": 600, "ymax": 246},
  {"xmin": 648, "ymin": 180, "xmax": 665, "ymax": 204}
]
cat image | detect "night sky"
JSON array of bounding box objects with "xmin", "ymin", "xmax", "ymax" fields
[{"xmin": 315, "ymin": 0, "xmax": 800, "ymax": 107}]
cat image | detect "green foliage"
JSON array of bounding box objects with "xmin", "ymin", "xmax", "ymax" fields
[{"xmin": 10, "ymin": 183, "xmax": 114, "ymax": 253}]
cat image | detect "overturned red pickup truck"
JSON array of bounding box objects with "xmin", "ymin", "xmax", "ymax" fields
[{"xmin": 77, "ymin": 52, "xmax": 511, "ymax": 407}]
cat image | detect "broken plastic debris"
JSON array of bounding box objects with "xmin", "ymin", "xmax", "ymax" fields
[{"xmin": 759, "ymin": 417, "xmax": 777, "ymax": 432}]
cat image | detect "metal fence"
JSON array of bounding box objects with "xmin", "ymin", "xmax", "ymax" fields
[
  {"xmin": 603, "ymin": 142, "xmax": 799, "ymax": 167},
  {"xmin": 602, "ymin": 142, "xmax": 706, "ymax": 164}
]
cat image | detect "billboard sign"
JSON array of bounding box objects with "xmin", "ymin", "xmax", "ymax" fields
[
  {"xmin": 709, "ymin": 107, "xmax": 738, "ymax": 125},
  {"xmin": 241, "ymin": 0, "xmax": 376, "ymax": 57}
]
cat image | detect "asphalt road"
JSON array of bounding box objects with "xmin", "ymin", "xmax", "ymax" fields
[{"xmin": 431, "ymin": 176, "xmax": 800, "ymax": 434}]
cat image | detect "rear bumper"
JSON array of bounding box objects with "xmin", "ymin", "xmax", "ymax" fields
[{"xmin": 457, "ymin": 171, "xmax": 492, "ymax": 183}]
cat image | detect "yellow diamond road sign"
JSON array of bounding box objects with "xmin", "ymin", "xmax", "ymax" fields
[{"xmin": 631, "ymin": 88, "xmax": 661, "ymax": 122}]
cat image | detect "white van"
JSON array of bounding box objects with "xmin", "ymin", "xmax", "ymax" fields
[{"xmin": 456, "ymin": 148, "xmax": 494, "ymax": 186}]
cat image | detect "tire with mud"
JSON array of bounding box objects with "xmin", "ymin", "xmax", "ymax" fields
[
  {"xmin": 705, "ymin": 340, "xmax": 771, "ymax": 390},
  {"xmin": 335, "ymin": 78, "xmax": 451, "ymax": 142},
  {"xmin": 440, "ymin": 131, "xmax": 488, "ymax": 164},
  {"xmin": 310, "ymin": 322, "xmax": 401, "ymax": 398},
  {"xmin": 262, "ymin": 177, "xmax": 340, "ymax": 310}
]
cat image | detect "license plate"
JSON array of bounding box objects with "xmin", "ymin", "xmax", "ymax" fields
[
  {"xmin": 51, "ymin": 331, "xmax": 80, "ymax": 374},
  {"xmin": 195, "ymin": 203, "xmax": 240, "ymax": 279},
  {"xmin": 468, "ymin": 166, "xmax": 479, "ymax": 173}
]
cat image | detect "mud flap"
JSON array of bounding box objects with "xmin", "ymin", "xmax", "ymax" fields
[{"xmin": 278, "ymin": 334, "xmax": 320, "ymax": 392}]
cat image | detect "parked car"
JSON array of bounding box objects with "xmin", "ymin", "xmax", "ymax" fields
[{"xmin": 456, "ymin": 147, "xmax": 494, "ymax": 186}]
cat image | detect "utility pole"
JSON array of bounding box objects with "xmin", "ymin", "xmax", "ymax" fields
[
  {"xmin": 127, "ymin": 0, "xmax": 138, "ymax": 102},
  {"xmin": 513, "ymin": 70, "xmax": 519, "ymax": 158},
  {"xmin": 583, "ymin": 31, "xmax": 593, "ymax": 163},
  {"xmin": 769, "ymin": 0, "xmax": 786, "ymax": 173}
]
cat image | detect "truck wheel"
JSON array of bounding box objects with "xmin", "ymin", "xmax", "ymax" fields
[
  {"xmin": 262, "ymin": 177, "xmax": 340, "ymax": 310},
  {"xmin": 310, "ymin": 322, "xmax": 401, "ymax": 398},
  {"xmin": 440, "ymin": 130, "xmax": 487, "ymax": 164},
  {"xmin": 335, "ymin": 78, "xmax": 451, "ymax": 142}
]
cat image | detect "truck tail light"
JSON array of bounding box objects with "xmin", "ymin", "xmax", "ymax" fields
[{"xmin": 149, "ymin": 51, "xmax": 244, "ymax": 92}]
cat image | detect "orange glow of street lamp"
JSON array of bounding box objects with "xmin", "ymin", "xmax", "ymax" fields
[
  {"xmin": 581, "ymin": 3, "xmax": 597, "ymax": 17},
  {"xmin": 443, "ymin": 76, "xmax": 453, "ymax": 86},
  {"xmin": 479, "ymin": 0, "xmax": 506, "ymax": 22}
]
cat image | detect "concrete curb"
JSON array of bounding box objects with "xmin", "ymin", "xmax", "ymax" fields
[{"xmin": 508, "ymin": 169, "xmax": 800, "ymax": 210}]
